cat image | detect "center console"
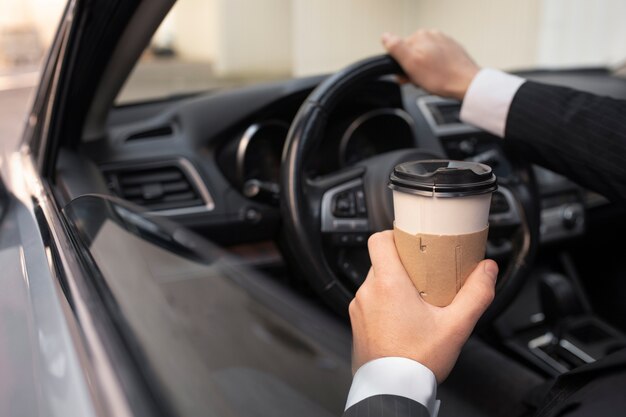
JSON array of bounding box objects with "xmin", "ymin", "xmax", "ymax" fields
[{"xmin": 499, "ymin": 271, "xmax": 626, "ymax": 376}]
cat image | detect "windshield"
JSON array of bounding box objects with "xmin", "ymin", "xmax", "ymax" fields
[{"xmin": 116, "ymin": 0, "xmax": 626, "ymax": 104}]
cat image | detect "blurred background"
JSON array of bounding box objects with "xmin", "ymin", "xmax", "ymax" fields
[
  {"xmin": 2, "ymin": 0, "xmax": 626, "ymax": 144},
  {"xmin": 0, "ymin": 0, "xmax": 64, "ymax": 154}
]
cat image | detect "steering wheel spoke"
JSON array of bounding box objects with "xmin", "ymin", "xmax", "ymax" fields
[{"xmin": 307, "ymin": 166, "xmax": 373, "ymax": 247}]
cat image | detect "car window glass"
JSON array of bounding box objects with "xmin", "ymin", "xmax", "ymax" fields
[
  {"xmin": 63, "ymin": 195, "xmax": 352, "ymax": 416},
  {"xmin": 1, "ymin": 0, "xmax": 66, "ymax": 154},
  {"xmin": 116, "ymin": 0, "xmax": 626, "ymax": 105}
]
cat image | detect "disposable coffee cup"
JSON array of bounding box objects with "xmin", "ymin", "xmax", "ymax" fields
[{"xmin": 388, "ymin": 160, "xmax": 497, "ymax": 307}]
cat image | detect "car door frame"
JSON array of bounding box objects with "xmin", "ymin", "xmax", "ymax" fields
[{"xmin": 16, "ymin": 0, "xmax": 174, "ymax": 416}]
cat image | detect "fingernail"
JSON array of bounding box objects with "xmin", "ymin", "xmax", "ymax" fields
[{"xmin": 484, "ymin": 260, "xmax": 499, "ymax": 279}]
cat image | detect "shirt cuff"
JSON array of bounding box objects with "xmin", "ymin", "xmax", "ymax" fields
[
  {"xmin": 345, "ymin": 357, "xmax": 440, "ymax": 417},
  {"xmin": 460, "ymin": 68, "xmax": 526, "ymax": 137}
]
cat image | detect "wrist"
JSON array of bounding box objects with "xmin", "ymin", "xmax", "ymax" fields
[
  {"xmin": 449, "ymin": 66, "xmax": 480, "ymax": 100},
  {"xmin": 459, "ymin": 68, "xmax": 526, "ymax": 137}
]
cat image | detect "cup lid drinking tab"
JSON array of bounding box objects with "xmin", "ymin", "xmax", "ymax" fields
[{"xmin": 389, "ymin": 160, "xmax": 497, "ymax": 197}]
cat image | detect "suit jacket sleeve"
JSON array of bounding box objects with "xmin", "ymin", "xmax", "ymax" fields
[
  {"xmin": 342, "ymin": 395, "xmax": 431, "ymax": 417},
  {"xmin": 505, "ymin": 81, "xmax": 626, "ymax": 202}
]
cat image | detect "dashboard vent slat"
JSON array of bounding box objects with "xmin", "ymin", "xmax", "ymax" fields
[
  {"xmin": 104, "ymin": 164, "xmax": 205, "ymax": 211},
  {"xmin": 427, "ymin": 102, "xmax": 461, "ymax": 126},
  {"xmin": 126, "ymin": 125, "xmax": 174, "ymax": 142},
  {"xmin": 162, "ymin": 192, "xmax": 197, "ymax": 203},
  {"xmin": 119, "ymin": 170, "xmax": 184, "ymax": 186},
  {"xmin": 162, "ymin": 181, "xmax": 191, "ymax": 193}
]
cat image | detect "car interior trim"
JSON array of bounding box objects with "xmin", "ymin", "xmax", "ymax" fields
[
  {"xmin": 162, "ymin": 157, "xmax": 216, "ymax": 214},
  {"xmin": 235, "ymin": 120, "xmax": 289, "ymax": 185},
  {"xmin": 417, "ymin": 95, "xmax": 481, "ymax": 137},
  {"xmin": 82, "ymin": 0, "xmax": 175, "ymax": 141}
]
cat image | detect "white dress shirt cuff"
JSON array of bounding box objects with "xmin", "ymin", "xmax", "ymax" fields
[
  {"xmin": 345, "ymin": 357, "xmax": 440, "ymax": 416},
  {"xmin": 460, "ymin": 68, "xmax": 526, "ymax": 137}
]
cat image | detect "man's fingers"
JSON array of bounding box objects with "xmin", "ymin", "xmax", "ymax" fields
[
  {"xmin": 382, "ymin": 32, "xmax": 411, "ymax": 65},
  {"xmin": 367, "ymin": 231, "xmax": 411, "ymax": 285},
  {"xmin": 449, "ymin": 260, "xmax": 498, "ymax": 324}
]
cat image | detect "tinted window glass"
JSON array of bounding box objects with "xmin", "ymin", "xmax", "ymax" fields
[{"xmin": 63, "ymin": 195, "xmax": 352, "ymax": 416}]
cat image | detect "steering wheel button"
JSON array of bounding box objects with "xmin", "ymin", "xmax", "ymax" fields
[
  {"xmin": 355, "ymin": 189, "xmax": 367, "ymax": 215},
  {"xmin": 333, "ymin": 191, "xmax": 356, "ymax": 217},
  {"xmin": 332, "ymin": 233, "xmax": 354, "ymax": 246}
]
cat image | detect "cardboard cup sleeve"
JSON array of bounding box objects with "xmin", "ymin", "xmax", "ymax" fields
[{"xmin": 393, "ymin": 225, "xmax": 489, "ymax": 307}]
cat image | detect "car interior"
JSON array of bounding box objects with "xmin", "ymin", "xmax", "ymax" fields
[{"xmin": 45, "ymin": 1, "xmax": 626, "ymax": 416}]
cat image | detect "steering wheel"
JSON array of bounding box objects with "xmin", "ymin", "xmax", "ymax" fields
[{"xmin": 280, "ymin": 55, "xmax": 540, "ymax": 326}]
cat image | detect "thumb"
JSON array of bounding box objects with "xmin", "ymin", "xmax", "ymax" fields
[
  {"xmin": 448, "ymin": 260, "xmax": 498, "ymax": 325},
  {"xmin": 381, "ymin": 32, "xmax": 411, "ymax": 63}
]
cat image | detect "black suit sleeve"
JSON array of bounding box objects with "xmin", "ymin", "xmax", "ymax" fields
[
  {"xmin": 342, "ymin": 395, "xmax": 431, "ymax": 417},
  {"xmin": 505, "ymin": 81, "xmax": 626, "ymax": 202}
]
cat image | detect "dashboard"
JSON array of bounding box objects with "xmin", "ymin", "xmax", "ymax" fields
[{"xmin": 71, "ymin": 68, "xmax": 625, "ymax": 250}]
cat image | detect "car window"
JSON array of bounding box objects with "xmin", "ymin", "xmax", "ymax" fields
[
  {"xmin": 0, "ymin": 0, "xmax": 66, "ymax": 73},
  {"xmin": 116, "ymin": 0, "xmax": 626, "ymax": 104},
  {"xmin": 63, "ymin": 195, "xmax": 353, "ymax": 416}
]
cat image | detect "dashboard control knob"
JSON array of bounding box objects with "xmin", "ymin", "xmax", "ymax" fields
[
  {"xmin": 243, "ymin": 179, "xmax": 280, "ymax": 205},
  {"xmin": 243, "ymin": 207, "xmax": 262, "ymax": 223},
  {"xmin": 562, "ymin": 205, "xmax": 581, "ymax": 229},
  {"xmin": 459, "ymin": 139, "xmax": 476, "ymax": 155}
]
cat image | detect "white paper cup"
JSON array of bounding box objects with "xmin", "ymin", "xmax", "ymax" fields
[{"xmin": 388, "ymin": 160, "xmax": 497, "ymax": 306}]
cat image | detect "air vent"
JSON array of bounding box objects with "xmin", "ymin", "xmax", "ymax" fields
[
  {"xmin": 105, "ymin": 164, "xmax": 205, "ymax": 211},
  {"xmin": 126, "ymin": 125, "xmax": 173, "ymax": 141},
  {"xmin": 427, "ymin": 102, "xmax": 461, "ymax": 126}
]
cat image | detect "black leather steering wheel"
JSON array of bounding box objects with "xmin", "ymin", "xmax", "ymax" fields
[{"xmin": 280, "ymin": 55, "xmax": 540, "ymax": 326}]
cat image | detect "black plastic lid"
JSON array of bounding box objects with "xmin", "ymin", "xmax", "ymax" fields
[{"xmin": 389, "ymin": 160, "xmax": 497, "ymax": 197}]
